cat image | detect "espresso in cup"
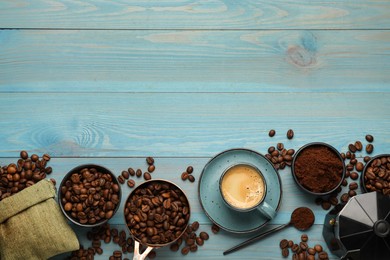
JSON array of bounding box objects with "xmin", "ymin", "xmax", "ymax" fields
[
  {"xmin": 219, "ymin": 163, "xmax": 276, "ymax": 219},
  {"xmin": 220, "ymin": 164, "xmax": 266, "ymax": 210}
]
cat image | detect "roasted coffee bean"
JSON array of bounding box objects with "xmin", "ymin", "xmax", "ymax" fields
[
  {"xmin": 281, "ymin": 248, "xmax": 289, "ymax": 257},
  {"xmin": 307, "ymin": 248, "xmax": 316, "ymax": 255},
  {"xmin": 31, "ymin": 154, "xmax": 39, "ymax": 162},
  {"xmin": 181, "ymin": 246, "xmax": 190, "ymax": 255},
  {"xmin": 128, "ymin": 168, "xmax": 135, "ymax": 176},
  {"xmin": 20, "ymin": 151, "xmax": 28, "ymax": 160},
  {"xmin": 301, "ymin": 234, "xmax": 308, "ymax": 242},
  {"xmin": 211, "ymin": 224, "xmax": 220, "ymax": 234},
  {"xmin": 181, "ymin": 172, "xmax": 189, "ymax": 181},
  {"xmin": 186, "ymin": 166, "xmax": 194, "ymax": 174},
  {"xmin": 366, "ymin": 144, "xmax": 374, "ymax": 154},
  {"xmin": 318, "ymin": 251, "xmax": 329, "ymax": 260},
  {"xmin": 113, "ymin": 250, "xmax": 122, "ymax": 258},
  {"xmin": 348, "ymin": 144, "xmax": 357, "ymax": 153},
  {"xmin": 288, "ymin": 240, "xmax": 294, "ymax": 248},
  {"xmin": 355, "ymin": 141, "xmax": 363, "ymax": 151},
  {"xmin": 268, "ymin": 146, "xmax": 275, "ymax": 154},
  {"xmin": 136, "ymin": 169, "xmax": 142, "ymax": 177},
  {"xmin": 148, "ymin": 165, "xmax": 155, "ymax": 173},
  {"xmin": 146, "ymin": 157, "xmax": 154, "ymax": 165},
  {"xmin": 291, "ymin": 244, "xmax": 300, "ymax": 253},
  {"xmin": 117, "ymin": 175, "xmax": 125, "ymax": 184},
  {"xmin": 143, "ymin": 172, "xmax": 151, "ymax": 180},
  {"xmin": 349, "ymin": 182, "xmax": 358, "ymax": 190},
  {"xmin": 365, "ymin": 134, "xmax": 374, "ymax": 143},
  {"xmin": 348, "ymin": 190, "xmax": 357, "ymax": 197},
  {"xmin": 170, "ymin": 243, "xmax": 179, "ymax": 252},
  {"xmin": 277, "ymin": 143, "xmax": 284, "ymax": 151},
  {"xmin": 298, "ymin": 252, "xmax": 306, "ymax": 260},
  {"xmin": 199, "ymin": 232, "xmax": 209, "ymax": 240},
  {"xmin": 287, "ymin": 129, "xmax": 294, "ymax": 139},
  {"xmin": 280, "ymin": 239, "xmax": 289, "ymax": 249},
  {"xmin": 350, "ymin": 172, "xmax": 359, "ymax": 180},
  {"xmin": 196, "ymin": 237, "xmax": 204, "ymax": 246},
  {"xmin": 329, "ymin": 196, "xmax": 338, "ymax": 206},
  {"xmin": 314, "ymin": 244, "xmax": 323, "ymax": 252},
  {"xmin": 300, "ymin": 242, "xmax": 308, "ymax": 251},
  {"xmin": 341, "ymin": 178, "xmax": 348, "ymax": 186},
  {"xmin": 356, "ymin": 162, "xmax": 364, "ymax": 172},
  {"xmin": 148, "ymin": 250, "xmax": 157, "ymax": 259},
  {"xmin": 269, "ymin": 129, "xmax": 276, "ymax": 137},
  {"xmin": 121, "ymin": 171, "xmax": 130, "ymax": 179},
  {"xmin": 341, "ymin": 193, "xmax": 350, "ymax": 203},
  {"xmin": 188, "ymin": 175, "xmax": 195, "ymax": 183},
  {"xmin": 127, "ymin": 179, "xmax": 135, "ymax": 188},
  {"xmin": 191, "ymin": 221, "xmax": 200, "ymax": 231},
  {"xmin": 364, "ymin": 156, "xmax": 371, "ymax": 163},
  {"xmin": 307, "ymin": 255, "xmax": 315, "ymax": 260},
  {"xmin": 321, "ymin": 201, "xmax": 331, "ymax": 210},
  {"xmin": 292, "ymin": 253, "xmax": 299, "ymax": 260}
]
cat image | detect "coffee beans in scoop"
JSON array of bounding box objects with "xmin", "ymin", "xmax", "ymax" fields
[{"xmin": 0, "ymin": 151, "xmax": 52, "ymax": 201}]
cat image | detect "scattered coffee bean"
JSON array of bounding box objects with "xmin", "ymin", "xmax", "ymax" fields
[
  {"xmin": 318, "ymin": 251, "xmax": 329, "ymax": 260},
  {"xmin": 121, "ymin": 171, "xmax": 130, "ymax": 179},
  {"xmin": 341, "ymin": 193, "xmax": 350, "ymax": 203},
  {"xmin": 136, "ymin": 169, "xmax": 142, "ymax": 177},
  {"xmin": 348, "ymin": 144, "xmax": 357, "ymax": 153},
  {"xmin": 196, "ymin": 237, "xmax": 204, "ymax": 246},
  {"xmin": 280, "ymin": 239, "xmax": 289, "ymax": 249},
  {"xmin": 329, "ymin": 196, "xmax": 338, "ymax": 206},
  {"xmin": 341, "ymin": 178, "xmax": 348, "ymax": 186},
  {"xmin": 143, "ymin": 172, "xmax": 151, "ymax": 180},
  {"xmin": 299, "ymin": 242, "xmax": 308, "ymax": 251},
  {"xmin": 188, "ymin": 175, "xmax": 195, "ymax": 183},
  {"xmin": 268, "ymin": 146, "xmax": 275, "ymax": 154},
  {"xmin": 20, "ymin": 150, "xmax": 28, "ymax": 160},
  {"xmin": 314, "ymin": 244, "xmax": 323, "ymax": 253},
  {"xmin": 307, "ymin": 255, "xmax": 315, "ymax": 260},
  {"xmin": 356, "ymin": 162, "xmax": 364, "ymax": 172},
  {"xmin": 118, "ymin": 175, "xmax": 125, "ymax": 184},
  {"xmin": 148, "ymin": 165, "xmax": 155, "ymax": 173},
  {"xmin": 146, "ymin": 157, "xmax": 154, "ymax": 165},
  {"xmin": 181, "ymin": 172, "xmax": 189, "ymax": 181},
  {"xmin": 199, "ymin": 232, "xmax": 209, "ymax": 240},
  {"xmin": 211, "ymin": 224, "xmax": 220, "ymax": 234},
  {"xmin": 365, "ymin": 134, "xmax": 374, "ymax": 143},
  {"xmin": 350, "ymin": 172, "xmax": 359, "ymax": 180},
  {"xmin": 288, "ymin": 240, "xmax": 294, "ymax": 248},
  {"xmin": 277, "ymin": 143, "xmax": 284, "ymax": 151},
  {"xmin": 307, "ymin": 248, "xmax": 316, "ymax": 255},
  {"xmin": 287, "ymin": 129, "xmax": 294, "ymax": 139},
  {"xmin": 269, "ymin": 129, "xmax": 276, "ymax": 137},
  {"xmin": 191, "ymin": 221, "xmax": 200, "ymax": 231},
  {"xmin": 349, "ymin": 182, "xmax": 358, "ymax": 190},
  {"xmin": 321, "ymin": 201, "xmax": 331, "ymax": 210},
  {"xmin": 348, "ymin": 190, "xmax": 357, "ymax": 197},
  {"xmin": 186, "ymin": 166, "xmax": 194, "ymax": 174},
  {"xmin": 128, "ymin": 168, "xmax": 135, "ymax": 176},
  {"xmin": 170, "ymin": 243, "xmax": 179, "ymax": 252},
  {"xmin": 291, "ymin": 244, "xmax": 299, "ymax": 253},
  {"xmin": 364, "ymin": 156, "xmax": 371, "ymax": 163},
  {"xmin": 282, "ymin": 248, "xmax": 289, "ymax": 257},
  {"xmin": 181, "ymin": 246, "xmax": 190, "ymax": 255},
  {"xmin": 366, "ymin": 144, "xmax": 374, "ymax": 154},
  {"xmin": 354, "ymin": 141, "xmax": 363, "ymax": 151},
  {"xmin": 127, "ymin": 179, "xmax": 135, "ymax": 188}
]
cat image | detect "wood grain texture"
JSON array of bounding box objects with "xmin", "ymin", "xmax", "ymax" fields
[
  {"xmin": 0, "ymin": 157, "xmax": 341, "ymax": 259},
  {"xmin": 0, "ymin": 0, "xmax": 389, "ymax": 30},
  {"xmin": 0, "ymin": 92, "xmax": 389, "ymax": 157},
  {"xmin": 1, "ymin": 30, "xmax": 389, "ymax": 93}
]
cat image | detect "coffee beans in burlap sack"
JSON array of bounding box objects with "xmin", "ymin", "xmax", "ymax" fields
[{"xmin": 0, "ymin": 179, "xmax": 79, "ymax": 260}]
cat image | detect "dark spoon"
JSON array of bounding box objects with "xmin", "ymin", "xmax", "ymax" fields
[{"xmin": 223, "ymin": 207, "xmax": 315, "ymax": 255}]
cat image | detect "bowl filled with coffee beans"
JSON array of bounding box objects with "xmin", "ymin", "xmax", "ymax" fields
[
  {"xmin": 59, "ymin": 164, "xmax": 121, "ymax": 227},
  {"xmin": 124, "ymin": 179, "xmax": 191, "ymax": 259},
  {"xmin": 361, "ymin": 154, "xmax": 390, "ymax": 195},
  {"xmin": 292, "ymin": 142, "xmax": 345, "ymax": 196}
]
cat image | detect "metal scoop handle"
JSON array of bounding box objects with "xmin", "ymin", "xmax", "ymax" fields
[
  {"xmin": 223, "ymin": 222, "xmax": 291, "ymax": 255},
  {"xmin": 133, "ymin": 241, "xmax": 154, "ymax": 260}
]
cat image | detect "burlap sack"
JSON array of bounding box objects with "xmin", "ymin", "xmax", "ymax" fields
[{"xmin": 0, "ymin": 179, "xmax": 79, "ymax": 260}]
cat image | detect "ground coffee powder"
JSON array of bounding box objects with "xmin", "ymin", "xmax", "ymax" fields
[
  {"xmin": 291, "ymin": 207, "xmax": 315, "ymax": 230},
  {"xmin": 294, "ymin": 145, "xmax": 344, "ymax": 193}
]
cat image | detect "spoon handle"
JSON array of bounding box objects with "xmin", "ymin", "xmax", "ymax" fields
[{"xmin": 223, "ymin": 222, "xmax": 291, "ymax": 255}]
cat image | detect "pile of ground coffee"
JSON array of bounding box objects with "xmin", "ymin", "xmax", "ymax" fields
[{"xmin": 294, "ymin": 145, "xmax": 343, "ymax": 193}]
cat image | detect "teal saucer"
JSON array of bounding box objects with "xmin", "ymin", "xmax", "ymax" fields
[{"xmin": 198, "ymin": 148, "xmax": 282, "ymax": 233}]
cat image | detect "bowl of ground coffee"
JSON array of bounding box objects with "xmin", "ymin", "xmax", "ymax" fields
[
  {"xmin": 59, "ymin": 164, "xmax": 121, "ymax": 227},
  {"xmin": 292, "ymin": 142, "xmax": 345, "ymax": 196},
  {"xmin": 361, "ymin": 154, "xmax": 390, "ymax": 195}
]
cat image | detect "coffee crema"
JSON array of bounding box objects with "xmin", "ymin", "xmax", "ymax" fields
[{"xmin": 220, "ymin": 164, "xmax": 265, "ymax": 210}]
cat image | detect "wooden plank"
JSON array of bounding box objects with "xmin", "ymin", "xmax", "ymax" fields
[
  {"xmin": 0, "ymin": 92, "xmax": 389, "ymax": 157},
  {"xmin": 1, "ymin": 157, "xmax": 341, "ymax": 259},
  {"xmin": 0, "ymin": 0, "xmax": 389, "ymax": 30},
  {"xmin": 1, "ymin": 30, "xmax": 389, "ymax": 93}
]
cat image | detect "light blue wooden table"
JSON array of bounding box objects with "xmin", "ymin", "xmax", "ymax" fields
[{"xmin": 1, "ymin": 1, "xmax": 389, "ymax": 259}]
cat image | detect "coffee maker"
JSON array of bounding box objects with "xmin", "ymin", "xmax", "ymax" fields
[{"xmin": 322, "ymin": 192, "xmax": 390, "ymax": 259}]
